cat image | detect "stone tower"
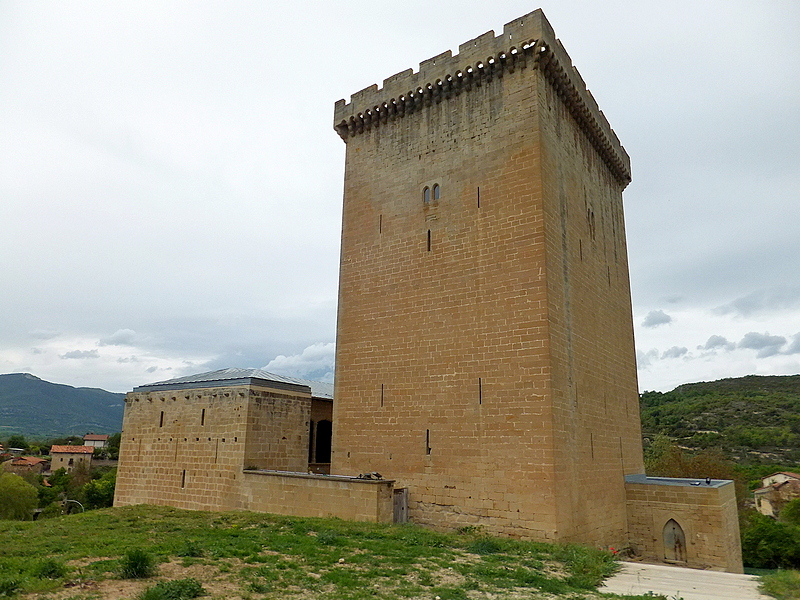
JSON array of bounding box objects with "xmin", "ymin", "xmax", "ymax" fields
[{"xmin": 331, "ymin": 9, "xmax": 644, "ymax": 547}]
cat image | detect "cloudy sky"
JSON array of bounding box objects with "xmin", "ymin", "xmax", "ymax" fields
[{"xmin": 1, "ymin": 1, "xmax": 798, "ymax": 393}]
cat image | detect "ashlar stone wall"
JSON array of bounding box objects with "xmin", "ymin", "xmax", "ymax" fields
[{"xmin": 625, "ymin": 475, "xmax": 743, "ymax": 573}]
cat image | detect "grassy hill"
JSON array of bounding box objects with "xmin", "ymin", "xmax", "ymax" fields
[
  {"xmin": 640, "ymin": 374, "xmax": 800, "ymax": 464},
  {"xmin": 0, "ymin": 373, "xmax": 124, "ymax": 439},
  {"xmin": 0, "ymin": 504, "xmax": 655, "ymax": 600}
]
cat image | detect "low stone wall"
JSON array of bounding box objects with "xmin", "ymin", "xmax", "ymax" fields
[
  {"xmin": 241, "ymin": 470, "xmax": 394, "ymax": 523},
  {"xmin": 625, "ymin": 474, "xmax": 743, "ymax": 573}
]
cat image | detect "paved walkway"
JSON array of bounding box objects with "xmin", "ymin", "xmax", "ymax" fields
[{"xmin": 599, "ymin": 561, "xmax": 771, "ymax": 600}]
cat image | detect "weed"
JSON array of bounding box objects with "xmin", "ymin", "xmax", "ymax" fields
[
  {"xmin": 760, "ymin": 569, "xmax": 800, "ymax": 600},
  {"xmin": 0, "ymin": 578, "xmax": 20, "ymax": 597},
  {"xmin": 176, "ymin": 540, "xmax": 204, "ymax": 558},
  {"xmin": 137, "ymin": 578, "xmax": 204, "ymax": 600},
  {"xmin": 468, "ymin": 537, "xmax": 502, "ymax": 555},
  {"xmin": 32, "ymin": 558, "xmax": 68, "ymax": 579},
  {"xmin": 119, "ymin": 549, "xmax": 157, "ymax": 579}
]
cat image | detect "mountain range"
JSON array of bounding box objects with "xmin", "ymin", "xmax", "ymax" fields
[{"xmin": 0, "ymin": 372, "xmax": 124, "ymax": 440}]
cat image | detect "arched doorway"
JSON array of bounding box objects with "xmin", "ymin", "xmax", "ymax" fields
[{"xmin": 663, "ymin": 518, "xmax": 686, "ymax": 563}]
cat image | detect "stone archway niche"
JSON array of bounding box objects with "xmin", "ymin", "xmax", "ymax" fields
[{"xmin": 663, "ymin": 518, "xmax": 686, "ymax": 562}]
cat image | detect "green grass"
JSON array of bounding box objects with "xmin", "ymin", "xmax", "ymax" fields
[
  {"xmin": 0, "ymin": 504, "xmax": 635, "ymax": 599},
  {"xmin": 760, "ymin": 569, "xmax": 800, "ymax": 600}
]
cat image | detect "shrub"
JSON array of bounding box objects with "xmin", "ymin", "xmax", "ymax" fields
[
  {"xmin": 119, "ymin": 549, "xmax": 157, "ymax": 579},
  {"xmin": 0, "ymin": 472, "xmax": 37, "ymax": 520},
  {"xmin": 83, "ymin": 468, "xmax": 116, "ymax": 509},
  {"xmin": 741, "ymin": 513, "xmax": 800, "ymax": 569},
  {"xmin": 780, "ymin": 499, "xmax": 800, "ymax": 527},
  {"xmin": 137, "ymin": 578, "xmax": 204, "ymax": 600}
]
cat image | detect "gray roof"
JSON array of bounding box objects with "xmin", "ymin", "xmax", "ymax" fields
[
  {"xmin": 133, "ymin": 368, "xmax": 333, "ymax": 399},
  {"xmin": 625, "ymin": 473, "xmax": 731, "ymax": 489}
]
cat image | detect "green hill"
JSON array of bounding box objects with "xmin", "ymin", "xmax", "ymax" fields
[
  {"xmin": 0, "ymin": 373, "xmax": 124, "ymax": 439},
  {"xmin": 640, "ymin": 374, "xmax": 800, "ymax": 463}
]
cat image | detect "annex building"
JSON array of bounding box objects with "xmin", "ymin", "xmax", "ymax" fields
[{"xmin": 115, "ymin": 9, "xmax": 742, "ymax": 572}]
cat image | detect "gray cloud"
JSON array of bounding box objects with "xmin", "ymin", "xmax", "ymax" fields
[
  {"xmin": 698, "ymin": 335, "xmax": 735, "ymax": 352},
  {"xmin": 60, "ymin": 349, "xmax": 99, "ymax": 359},
  {"xmin": 30, "ymin": 329, "xmax": 60, "ymax": 340},
  {"xmin": 264, "ymin": 342, "xmax": 335, "ymax": 383},
  {"xmin": 99, "ymin": 329, "xmax": 137, "ymax": 346},
  {"xmin": 785, "ymin": 334, "xmax": 800, "ymax": 355},
  {"xmin": 714, "ymin": 287, "xmax": 800, "ymax": 318},
  {"xmin": 661, "ymin": 346, "xmax": 688, "ymax": 359},
  {"xmin": 117, "ymin": 356, "xmax": 140, "ymax": 363},
  {"xmin": 643, "ymin": 310, "xmax": 672, "ymax": 328},
  {"xmin": 636, "ymin": 349, "xmax": 659, "ymax": 369},
  {"xmin": 738, "ymin": 332, "xmax": 787, "ymax": 358}
]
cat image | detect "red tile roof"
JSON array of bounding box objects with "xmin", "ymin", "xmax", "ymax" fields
[
  {"xmin": 12, "ymin": 456, "xmax": 47, "ymax": 465},
  {"xmin": 83, "ymin": 434, "xmax": 109, "ymax": 441},
  {"xmin": 50, "ymin": 445, "xmax": 94, "ymax": 454}
]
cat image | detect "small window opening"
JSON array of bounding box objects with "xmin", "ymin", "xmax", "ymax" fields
[
  {"xmin": 200, "ymin": 408, "xmax": 205, "ymax": 426},
  {"xmin": 425, "ymin": 429, "xmax": 431, "ymax": 455},
  {"xmin": 477, "ymin": 187, "xmax": 480, "ymax": 208},
  {"xmin": 181, "ymin": 469, "xmax": 186, "ymax": 489},
  {"xmin": 579, "ymin": 239, "xmax": 583, "ymax": 261},
  {"xmin": 478, "ymin": 378, "xmax": 482, "ymax": 404},
  {"xmin": 381, "ymin": 383, "xmax": 385, "ymax": 407},
  {"xmin": 68, "ymin": 458, "xmax": 74, "ymax": 466},
  {"xmin": 159, "ymin": 411, "xmax": 164, "ymax": 427},
  {"xmin": 423, "ymin": 187, "xmax": 430, "ymax": 203},
  {"xmin": 379, "ymin": 214, "xmax": 382, "ymax": 233},
  {"xmin": 433, "ymin": 184, "xmax": 440, "ymax": 200},
  {"xmin": 427, "ymin": 230, "xmax": 431, "ymax": 252}
]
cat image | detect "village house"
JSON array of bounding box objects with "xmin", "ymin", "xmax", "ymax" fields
[
  {"xmin": 50, "ymin": 445, "xmax": 94, "ymax": 474},
  {"xmin": 83, "ymin": 433, "xmax": 110, "ymax": 448},
  {"xmin": 2, "ymin": 455, "xmax": 48, "ymax": 476},
  {"xmin": 754, "ymin": 472, "xmax": 800, "ymax": 518}
]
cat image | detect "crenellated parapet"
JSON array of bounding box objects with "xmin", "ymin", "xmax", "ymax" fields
[{"xmin": 333, "ymin": 9, "xmax": 631, "ymax": 187}]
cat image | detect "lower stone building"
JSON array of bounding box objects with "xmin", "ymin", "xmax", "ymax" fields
[{"xmin": 114, "ymin": 369, "xmax": 393, "ymax": 521}]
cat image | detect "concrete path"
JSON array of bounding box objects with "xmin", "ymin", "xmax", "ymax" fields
[{"xmin": 599, "ymin": 561, "xmax": 771, "ymax": 600}]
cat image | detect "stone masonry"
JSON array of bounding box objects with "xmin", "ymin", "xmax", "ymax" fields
[
  {"xmin": 331, "ymin": 9, "xmax": 742, "ymax": 570},
  {"xmin": 332, "ymin": 9, "xmax": 641, "ymax": 547}
]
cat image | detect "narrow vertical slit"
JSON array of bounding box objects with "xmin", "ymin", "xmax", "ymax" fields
[
  {"xmin": 579, "ymin": 239, "xmax": 583, "ymax": 261},
  {"xmin": 379, "ymin": 214, "xmax": 382, "ymax": 234},
  {"xmin": 381, "ymin": 383, "xmax": 384, "ymax": 407},
  {"xmin": 200, "ymin": 408, "xmax": 205, "ymax": 426},
  {"xmin": 181, "ymin": 469, "xmax": 186, "ymax": 489},
  {"xmin": 607, "ymin": 265, "xmax": 611, "ymax": 286},
  {"xmin": 427, "ymin": 230, "xmax": 431, "ymax": 252},
  {"xmin": 477, "ymin": 187, "xmax": 481, "ymax": 208},
  {"xmin": 590, "ymin": 433, "xmax": 594, "ymax": 460},
  {"xmin": 425, "ymin": 429, "xmax": 431, "ymax": 455},
  {"xmin": 159, "ymin": 411, "xmax": 164, "ymax": 427},
  {"xmin": 214, "ymin": 439, "xmax": 219, "ymax": 464},
  {"xmin": 478, "ymin": 377, "xmax": 482, "ymax": 404}
]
